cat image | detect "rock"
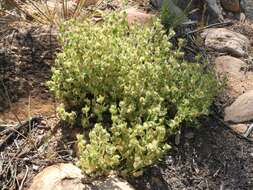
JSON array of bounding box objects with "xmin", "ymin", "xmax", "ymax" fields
[
  {"xmin": 125, "ymin": 8, "xmax": 154, "ymax": 25},
  {"xmin": 184, "ymin": 131, "xmax": 194, "ymax": 139},
  {"xmin": 221, "ymin": 0, "xmax": 240, "ymax": 12},
  {"xmin": 201, "ymin": 28, "xmax": 249, "ymax": 57},
  {"xmin": 28, "ymin": 163, "xmax": 85, "ymax": 190},
  {"xmin": 225, "ymin": 90, "xmax": 253, "ymax": 123},
  {"xmin": 229, "ymin": 124, "xmax": 253, "ymax": 139},
  {"xmin": 241, "ymin": 0, "xmax": 253, "ymax": 20},
  {"xmin": 28, "ymin": 163, "xmax": 135, "ymax": 190},
  {"xmin": 230, "ymin": 123, "xmax": 248, "ymax": 134},
  {"xmin": 215, "ymin": 56, "xmax": 253, "ymax": 98},
  {"xmin": 91, "ymin": 176, "xmax": 135, "ymax": 190}
]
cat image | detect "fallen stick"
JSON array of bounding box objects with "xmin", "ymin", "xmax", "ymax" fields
[
  {"xmin": 185, "ymin": 21, "xmax": 234, "ymax": 35},
  {"xmin": 0, "ymin": 124, "xmax": 16, "ymax": 128},
  {"xmin": 18, "ymin": 165, "xmax": 29, "ymax": 190}
]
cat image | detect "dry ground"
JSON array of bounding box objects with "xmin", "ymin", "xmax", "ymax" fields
[{"xmin": 1, "ymin": 6, "xmax": 253, "ymax": 190}]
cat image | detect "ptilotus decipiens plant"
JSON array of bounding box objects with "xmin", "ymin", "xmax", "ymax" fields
[{"xmin": 48, "ymin": 12, "xmax": 219, "ymax": 176}]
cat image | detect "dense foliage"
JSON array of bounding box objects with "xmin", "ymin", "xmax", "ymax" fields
[{"xmin": 48, "ymin": 12, "xmax": 218, "ymax": 176}]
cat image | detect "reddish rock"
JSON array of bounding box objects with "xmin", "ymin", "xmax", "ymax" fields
[
  {"xmin": 215, "ymin": 56, "xmax": 253, "ymax": 98},
  {"xmin": 125, "ymin": 8, "xmax": 154, "ymax": 25},
  {"xmin": 221, "ymin": 0, "xmax": 240, "ymax": 12}
]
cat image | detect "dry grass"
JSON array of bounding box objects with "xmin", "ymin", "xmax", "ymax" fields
[{"xmin": 1, "ymin": 0, "xmax": 103, "ymax": 26}]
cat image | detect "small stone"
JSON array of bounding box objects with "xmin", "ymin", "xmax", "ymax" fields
[
  {"xmin": 221, "ymin": 0, "xmax": 240, "ymax": 12},
  {"xmin": 184, "ymin": 132, "xmax": 194, "ymax": 139},
  {"xmin": 165, "ymin": 155, "xmax": 173, "ymax": 164},
  {"xmin": 91, "ymin": 176, "xmax": 135, "ymax": 190},
  {"xmin": 32, "ymin": 165, "xmax": 40, "ymax": 171},
  {"xmin": 201, "ymin": 28, "xmax": 249, "ymax": 57},
  {"xmin": 125, "ymin": 8, "xmax": 154, "ymax": 25},
  {"xmin": 40, "ymin": 120, "xmax": 47, "ymax": 126},
  {"xmin": 225, "ymin": 90, "xmax": 253, "ymax": 123}
]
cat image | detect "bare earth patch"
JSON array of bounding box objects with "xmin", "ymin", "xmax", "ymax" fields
[{"xmin": 0, "ymin": 97, "xmax": 56, "ymax": 123}]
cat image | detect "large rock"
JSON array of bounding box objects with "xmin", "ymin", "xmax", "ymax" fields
[
  {"xmin": 221, "ymin": 0, "xmax": 240, "ymax": 12},
  {"xmin": 28, "ymin": 163, "xmax": 85, "ymax": 190},
  {"xmin": 215, "ymin": 56, "xmax": 253, "ymax": 98},
  {"xmin": 201, "ymin": 28, "xmax": 249, "ymax": 57},
  {"xmin": 28, "ymin": 163, "xmax": 135, "ymax": 190},
  {"xmin": 225, "ymin": 90, "xmax": 253, "ymax": 123}
]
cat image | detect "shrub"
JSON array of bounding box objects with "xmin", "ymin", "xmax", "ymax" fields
[{"xmin": 48, "ymin": 12, "xmax": 218, "ymax": 176}]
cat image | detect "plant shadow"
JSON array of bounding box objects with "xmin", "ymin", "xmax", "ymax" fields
[{"xmin": 128, "ymin": 119, "xmax": 253, "ymax": 190}]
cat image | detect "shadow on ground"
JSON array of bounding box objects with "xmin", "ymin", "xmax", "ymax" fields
[
  {"xmin": 0, "ymin": 24, "xmax": 58, "ymax": 122},
  {"xmin": 128, "ymin": 124, "xmax": 253, "ymax": 190}
]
